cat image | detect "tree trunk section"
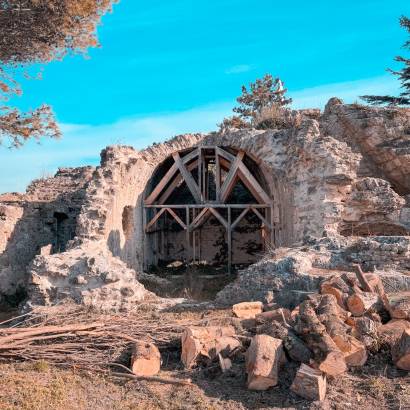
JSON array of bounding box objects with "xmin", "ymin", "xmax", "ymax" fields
[{"xmin": 291, "ymin": 364, "xmax": 327, "ymax": 401}]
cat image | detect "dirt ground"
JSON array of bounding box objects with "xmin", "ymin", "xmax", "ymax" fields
[{"xmin": 0, "ymin": 303, "xmax": 409, "ymax": 410}]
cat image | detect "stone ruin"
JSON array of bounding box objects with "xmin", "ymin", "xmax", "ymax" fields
[{"xmin": 0, "ymin": 98, "xmax": 409, "ymax": 311}]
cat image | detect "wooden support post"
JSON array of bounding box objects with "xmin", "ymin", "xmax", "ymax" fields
[
  {"xmin": 185, "ymin": 206, "xmax": 190, "ymax": 263},
  {"xmin": 215, "ymin": 148, "xmax": 221, "ymax": 202},
  {"xmin": 227, "ymin": 206, "xmax": 232, "ymax": 275}
]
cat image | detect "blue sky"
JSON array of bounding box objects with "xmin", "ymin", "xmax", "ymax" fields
[{"xmin": 1, "ymin": 0, "xmax": 409, "ymax": 192}]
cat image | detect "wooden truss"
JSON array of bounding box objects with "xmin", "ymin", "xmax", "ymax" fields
[{"xmin": 144, "ymin": 146, "xmax": 273, "ymax": 272}]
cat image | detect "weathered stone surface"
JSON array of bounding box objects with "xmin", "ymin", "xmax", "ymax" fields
[
  {"xmin": 0, "ymin": 99, "xmax": 409, "ymax": 310},
  {"xmin": 27, "ymin": 240, "xmax": 153, "ymax": 311}
]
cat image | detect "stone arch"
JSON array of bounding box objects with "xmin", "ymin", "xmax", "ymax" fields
[{"xmin": 142, "ymin": 144, "xmax": 293, "ymax": 271}]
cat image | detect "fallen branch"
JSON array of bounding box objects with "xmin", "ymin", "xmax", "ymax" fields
[{"xmin": 110, "ymin": 372, "xmax": 192, "ymax": 386}]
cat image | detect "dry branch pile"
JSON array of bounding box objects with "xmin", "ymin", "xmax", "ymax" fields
[{"xmin": 0, "ymin": 303, "xmax": 195, "ymax": 371}]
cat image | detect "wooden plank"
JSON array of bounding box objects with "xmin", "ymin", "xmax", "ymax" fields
[
  {"xmin": 145, "ymin": 162, "xmax": 179, "ymax": 205},
  {"xmin": 227, "ymin": 206, "xmax": 232, "ymax": 274},
  {"xmin": 231, "ymin": 207, "xmax": 250, "ymax": 230},
  {"xmin": 166, "ymin": 208, "xmax": 187, "ymax": 229},
  {"xmin": 209, "ymin": 207, "xmax": 228, "ymax": 228},
  {"xmin": 215, "ymin": 148, "xmax": 221, "ymax": 201},
  {"xmin": 145, "ymin": 208, "xmax": 166, "ymax": 232},
  {"xmin": 190, "ymin": 207, "xmax": 209, "ymax": 230},
  {"xmin": 238, "ymin": 162, "xmax": 271, "ymax": 204},
  {"xmin": 158, "ymin": 160, "xmax": 198, "ymax": 205},
  {"xmin": 198, "ymin": 148, "xmax": 203, "ymax": 202},
  {"xmin": 185, "ymin": 206, "xmax": 190, "ymax": 262},
  {"xmin": 251, "ymin": 207, "xmax": 272, "ymax": 230},
  {"xmin": 181, "ymin": 148, "xmax": 199, "ymax": 164},
  {"xmin": 220, "ymin": 151, "xmax": 245, "ymax": 202},
  {"xmin": 173, "ymin": 152, "xmax": 201, "ymax": 203},
  {"xmin": 145, "ymin": 204, "xmax": 270, "ymax": 209},
  {"xmin": 216, "ymin": 146, "xmax": 236, "ymax": 163}
]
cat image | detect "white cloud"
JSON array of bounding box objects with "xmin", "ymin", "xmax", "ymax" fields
[
  {"xmin": 225, "ymin": 64, "xmax": 253, "ymax": 74},
  {"xmin": 0, "ymin": 75, "xmax": 401, "ymax": 193},
  {"xmin": 291, "ymin": 75, "xmax": 399, "ymax": 109},
  {"xmin": 0, "ymin": 102, "xmax": 232, "ymax": 193}
]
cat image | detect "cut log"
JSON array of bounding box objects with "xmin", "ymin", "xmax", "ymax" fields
[
  {"xmin": 352, "ymin": 264, "xmax": 373, "ymax": 292},
  {"xmin": 364, "ymin": 273, "xmax": 385, "ymax": 296},
  {"xmin": 385, "ymin": 292, "xmax": 410, "ymax": 320},
  {"xmin": 378, "ymin": 319, "xmax": 410, "ymax": 348},
  {"xmin": 246, "ymin": 334, "xmax": 284, "ymax": 390},
  {"xmin": 257, "ymin": 320, "xmax": 313, "ymax": 363},
  {"xmin": 218, "ymin": 353, "xmax": 232, "ymax": 373},
  {"xmin": 181, "ymin": 326, "xmax": 240, "ymax": 368},
  {"xmin": 346, "ymin": 292, "xmax": 382, "ymax": 316},
  {"xmin": 316, "ymin": 294, "xmax": 351, "ymax": 333},
  {"xmin": 392, "ymin": 329, "xmax": 410, "ymax": 370},
  {"xmin": 352, "ymin": 316, "xmax": 379, "ymax": 349},
  {"xmin": 290, "ymin": 364, "xmax": 327, "ymax": 401},
  {"xmin": 332, "ymin": 334, "xmax": 367, "ymax": 366},
  {"xmin": 232, "ymin": 301, "xmax": 263, "ymax": 319},
  {"xmin": 318, "ymin": 350, "xmax": 347, "ymax": 376},
  {"xmin": 255, "ymin": 308, "xmax": 291, "ymax": 325},
  {"xmin": 294, "ymin": 301, "xmax": 347, "ymax": 377},
  {"xmin": 131, "ymin": 341, "xmax": 161, "ymax": 377},
  {"xmin": 320, "ymin": 276, "xmax": 350, "ymax": 308}
]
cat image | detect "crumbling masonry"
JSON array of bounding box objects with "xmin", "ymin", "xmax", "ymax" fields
[{"xmin": 0, "ymin": 98, "xmax": 409, "ymax": 311}]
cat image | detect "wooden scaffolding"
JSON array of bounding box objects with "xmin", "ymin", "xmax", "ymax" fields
[{"xmin": 143, "ymin": 146, "xmax": 274, "ymax": 272}]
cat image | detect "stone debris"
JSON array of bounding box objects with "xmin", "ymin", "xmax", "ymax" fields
[
  {"xmin": 290, "ymin": 364, "xmax": 327, "ymax": 402},
  {"xmin": 131, "ymin": 341, "xmax": 161, "ymax": 377},
  {"xmin": 232, "ymin": 301, "xmax": 263, "ymax": 319}
]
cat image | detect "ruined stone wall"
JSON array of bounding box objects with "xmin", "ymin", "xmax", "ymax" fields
[
  {"xmin": 1, "ymin": 98, "xmax": 409, "ymax": 310},
  {"xmin": 0, "ymin": 167, "xmax": 94, "ymax": 300}
]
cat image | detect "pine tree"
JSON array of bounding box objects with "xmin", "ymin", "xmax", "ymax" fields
[
  {"xmin": 361, "ymin": 16, "xmax": 410, "ymax": 106},
  {"xmin": 233, "ymin": 74, "xmax": 292, "ymax": 121}
]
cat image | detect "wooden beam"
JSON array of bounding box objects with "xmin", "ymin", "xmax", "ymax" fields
[
  {"xmin": 165, "ymin": 208, "xmax": 187, "ymax": 229},
  {"xmin": 220, "ymin": 151, "xmax": 245, "ymax": 202},
  {"xmin": 209, "ymin": 207, "xmax": 228, "ymax": 228},
  {"xmin": 215, "ymin": 148, "xmax": 221, "ymax": 201},
  {"xmin": 185, "ymin": 206, "xmax": 190, "ymax": 262},
  {"xmin": 145, "ymin": 204, "xmax": 270, "ymax": 209},
  {"xmin": 198, "ymin": 147, "xmax": 203, "ymax": 202},
  {"xmin": 216, "ymin": 146, "xmax": 236, "ymax": 163},
  {"xmin": 190, "ymin": 207, "xmax": 209, "ymax": 230},
  {"xmin": 158, "ymin": 160, "xmax": 198, "ymax": 205},
  {"xmin": 145, "ymin": 208, "xmax": 166, "ymax": 232},
  {"xmin": 237, "ymin": 162, "xmax": 271, "ymax": 204},
  {"xmin": 181, "ymin": 148, "xmax": 199, "ymax": 164},
  {"xmin": 251, "ymin": 207, "xmax": 272, "ymax": 230},
  {"xmin": 173, "ymin": 152, "xmax": 201, "ymax": 203},
  {"xmin": 145, "ymin": 162, "xmax": 178, "ymax": 205},
  {"xmin": 231, "ymin": 207, "xmax": 250, "ymax": 230},
  {"xmin": 227, "ymin": 206, "xmax": 232, "ymax": 274}
]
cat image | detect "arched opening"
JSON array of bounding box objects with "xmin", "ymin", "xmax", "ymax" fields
[{"xmin": 143, "ymin": 146, "xmax": 275, "ymax": 281}]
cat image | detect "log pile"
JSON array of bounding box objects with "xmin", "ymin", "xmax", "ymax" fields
[{"xmin": 180, "ymin": 264, "xmax": 410, "ymax": 402}]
